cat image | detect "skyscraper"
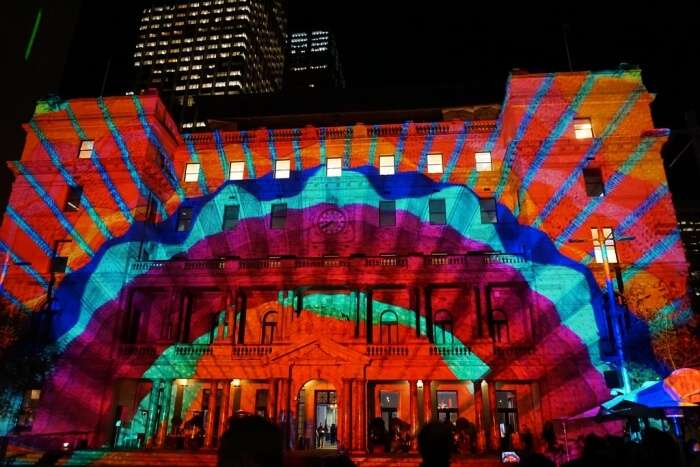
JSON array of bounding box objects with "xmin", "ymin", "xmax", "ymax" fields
[
  {"xmin": 132, "ymin": 0, "xmax": 286, "ymax": 128},
  {"xmin": 285, "ymin": 30, "xmax": 344, "ymax": 90}
]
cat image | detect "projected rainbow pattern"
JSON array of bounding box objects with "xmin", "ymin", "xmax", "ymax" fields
[{"xmin": 0, "ymin": 70, "xmax": 693, "ymax": 448}]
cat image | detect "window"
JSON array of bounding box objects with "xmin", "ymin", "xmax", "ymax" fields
[
  {"xmin": 327, "ymin": 157, "xmax": 342, "ymax": 177},
  {"xmin": 379, "ymin": 310, "xmax": 399, "ymax": 344},
  {"xmin": 78, "ymin": 140, "xmax": 94, "ymax": 159},
  {"xmin": 379, "ymin": 155, "xmax": 395, "ymax": 175},
  {"xmin": 261, "ymin": 311, "xmax": 277, "ymax": 344},
  {"xmin": 379, "ymin": 390, "xmax": 399, "ymax": 430},
  {"xmin": 479, "ymin": 198, "xmax": 497, "ymax": 223},
  {"xmin": 275, "ymin": 159, "xmax": 290, "ymax": 179},
  {"xmin": 51, "ymin": 256, "xmax": 68, "ymax": 274},
  {"xmin": 496, "ymin": 390, "xmax": 519, "ymax": 435},
  {"xmin": 64, "ymin": 185, "xmax": 83, "ymax": 212},
  {"xmin": 270, "ymin": 203, "xmax": 287, "ymax": 229},
  {"xmin": 492, "ymin": 309, "xmax": 509, "ymax": 344},
  {"xmin": 591, "ymin": 227, "xmax": 618, "ymax": 264},
  {"xmin": 177, "ymin": 207, "xmax": 193, "ymax": 231},
  {"xmin": 433, "ymin": 310, "xmax": 453, "ymax": 345},
  {"xmin": 429, "ymin": 199, "xmax": 447, "ymax": 225},
  {"xmin": 574, "ymin": 118, "xmax": 593, "ymax": 139},
  {"xmin": 222, "ymin": 204, "xmax": 239, "ymax": 230},
  {"xmin": 184, "ymin": 162, "xmax": 200, "ymax": 182},
  {"xmin": 229, "ymin": 161, "xmax": 245, "ymax": 180},
  {"xmin": 427, "ymin": 153, "xmax": 443, "ymax": 174},
  {"xmin": 475, "ymin": 151, "xmax": 492, "ymax": 172},
  {"xmin": 436, "ymin": 391, "xmax": 458, "ymax": 424},
  {"xmin": 254, "ymin": 389, "xmax": 269, "ymax": 418},
  {"xmin": 583, "ymin": 168, "xmax": 605, "ymax": 197},
  {"xmin": 379, "ymin": 201, "xmax": 396, "ymax": 226}
]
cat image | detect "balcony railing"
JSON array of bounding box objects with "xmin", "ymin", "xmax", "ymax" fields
[
  {"xmin": 231, "ymin": 345, "xmax": 273, "ymax": 358},
  {"xmin": 117, "ymin": 343, "xmax": 158, "ymax": 358},
  {"xmin": 429, "ymin": 344, "xmax": 472, "ymax": 358},
  {"xmin": 365, "ymin": 345, "xmax": 409, "ymax": 357},
  {"xmin": 174, "ymin": 344, "xmax": 213, "ymax": 357}
]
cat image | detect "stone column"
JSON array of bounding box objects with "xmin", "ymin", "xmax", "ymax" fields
[
  {"xmin": 473, "ymin": 380, "xmax": 486, "ymax": 453},
  {"xmin": 145, "ymin": 380, "xmax": 159, "ymax": 447},
  {"xmin": 229, "ymin": 288, "xmax": 238, "ymax": 345},
  {"xmin": 409, "ymin": 380, "xmax": 418, "ymax": 448},
  {"xmin": 341, "ymin": 379, "xmax": 353, "ymax": 452},
  {"xmin": 219, "ymin": 380, "xmax": 231, "ymax": 436},
  {"xmin": 422, "ymin": 380, "xmax": 433, "ymax": 423},
  {"xmin": 205, "ymin": 381, "xmax": 218, "ymax": 447},
  {"xmin": 424, "ymin": 287, "xmax": 434, "ymax": 343},
  {"xmin": 156, "ymin": 380, "xmax": 173, "ymax": 447},
  {"xmin": 352, "ymin": 379, "xmax": 367, "ymax": 452},
  {"xmin": 487, "ymin": 380, "xmax": 499, "ymax": 451},
  {"xmin": 268, "ymin": 378, "xmax": 279, "ymax": 421}
]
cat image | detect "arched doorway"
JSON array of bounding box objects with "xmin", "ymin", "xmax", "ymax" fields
[{"xmin": 296, "ymin": 379, "xmax": 338, "ymax": 450}]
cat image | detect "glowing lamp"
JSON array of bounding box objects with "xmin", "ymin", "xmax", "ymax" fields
[
  {"xmin": 416, "ymin": 380, "xmax": 424, "ymax": 389},
  {"xmin": 232, "ymin": 378, "xmax": 241, "ymax": 387},
  {"xmin": 176, "ymin": 379, "xmax": 188, "ymax": 386}
]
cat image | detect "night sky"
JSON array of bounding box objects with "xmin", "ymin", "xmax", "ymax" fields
[{"xmin": 2, "ymin": 3, "xmax": 700, "ymax": 211}]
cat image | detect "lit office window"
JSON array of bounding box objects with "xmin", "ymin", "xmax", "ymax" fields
[
  {"xmin": 275, "ymin": 160, "xmax": 290, "ymax": 179},
  {"xmin": 78, "ymin": 140, "xmax": 94, "ymax": 159},
  {"xmin": 327, "ymin": 157, "xmax": 342, "ymax": 177},
  {"xmin": 427, "ymin": 153, "xmax": 443, "ymax": 174},
  {"xmin": 574, "ymin": 118, "xmax": 593, "ymax": 139},
  {"xmin": 479, "ymin": 198, "xmax": 497, "ymax": 224},
  {"xmin": 184, "ymin": 163, "xmax": 200, "ymax": 182},
  {"xmin": 229, "ymin": 161, "xmax": 245, "ymax": 180},
  {"xmin": 591, "ymin": 227, "xmax": 618, "ymax": 263},
  {"xmin": 429, "ymin": 199, "xmax": 447, "ymax": 225},
  {"xmin": 379, "ymin": 155, "xmax": 395, "ymax": 175},
  {"xmin": 475, "ymin": 151, "xmax": 492, "ymax": 172},
  {"xmin": 583, "ymin": 168, "xmax": 605, "ymax": 197}
]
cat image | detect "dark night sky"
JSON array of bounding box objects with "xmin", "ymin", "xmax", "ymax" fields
[{"xmin": 2, "ymin": 3, "xmax": 700, "ymax": 211}]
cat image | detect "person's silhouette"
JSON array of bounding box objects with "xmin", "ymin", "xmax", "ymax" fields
[
  {"xmin": 217, "ymin": 415, "xmax": 283, "ymax": 467},
  {"xmin": 418, "ymin": 421, "xmax": 452, "ymax": 467}
]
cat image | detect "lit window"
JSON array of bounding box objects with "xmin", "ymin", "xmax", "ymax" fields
[
  {"xmin": 222, "ymin": 204, "xmax": 239, "ymax": 230},
  {"xmin": 78, "ymin": 140, "xmax": 94, "ymax": 159},
  {"xmin": 475, "ymin": 151, "xmax": 492, "ymax": 172},
  {"xmin": 275, "ymin": 160, "xmax": 290, "ymax": 179},
  {"xmin": 379, "ymin": 155, "xmax": 395, "ymax": 175},
  {"xmin": 177, "ymin": 207, "xmax": 193, "ymax": 231},
  {"xmin": 574, "ymin": 118, "xmax": 593, "ymax": 139},
  {"xmin": 270, "ymin": 203, "xmax": 287, "ymax": 229},
  {"xmin": 583, "ymin": 168, "xmax": 605, "ymax": 197},
  {"xmin": 379, "ymin": 200, "xmax": 396, "ymax": 226},
  {"xmin": 427, "ymin": 153, "xmax": 443, "ymax": 174},
  {"xmin": 429, "ymin": 199, "xmax": 447, "ymax": 225},
  {"xmin": 327, "ymin": 157, "xmax": 342, "ymax": 177},
  {"xmin": 479, "ymin": 198, "xmax": 497, "ymax": 224},
  {"xmin": 229, "ymin": 161, "xmax": 245, "ymax": 180},
  {"xmin": 184, "ymin": 163, "xmax": 200, "ymax": 182},
  {"xmin": 591, "ymin": 227, "xmax": 618, "ymax": 263},
  {"xmin": 64, "ymin": 185, "xmax": 83, "ymax": 212}
]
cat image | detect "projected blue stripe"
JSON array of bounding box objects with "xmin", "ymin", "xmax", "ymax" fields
[
  {"xmin": 213, "ymin": 130, "xmax": 229, "ymax": 180},
  {"xmin": 29, "ymin": 121, "xmax": 112, "ymax": 240},
  {"xmin": 494, "ymin": 74, "xmax": 555, "ymax": 198},
  {"xmin": 394, "ymin": 121, "xmax": 411, "ymax": 166},
  {"xmin": 292, "ymin": 128, "xmax": 303, "ymax": 169},
  {"xmin": 617, "ymin": 184, "xmax": 669, "ymax": 235},
  {"xmin": 622, "ymin": 230, "xmax": 680, "ymax": 282},
  {"xmin": 514, "ymin": 74, "xmax": 597, "ymax": 217},
  {"xmin": 184, "ymin": 134, "xmax": 209, "ymax": 195},
  {"xmin": 64, "ymin": 104, "xmax": 135, "ymax": 224},
  {"xmin": 12, "ymin": 161, "xmax": 94, "ymax": 256},
  {"xmin": 0, "ymin": 285, "xmax": 28, "ymax": 312},
  {"xmin": 240, "ymin": 131, "xmax": 256, "ymax": 179},
  {"xmin": 441, "ymin": 123, "xmax": 468, "ymax": 183},
  {"xmin": 416, "ymin": 123, "xmax": 438, "ymax": 172},
  {"xmin": 319, "ymin": 127, "xmax": 327, "ymax": 165},
  {"xmin": 368, "ymin": 125, "xmax": 380, "ymax": 166},
  {"xmin": 343, "ymin": 126, "xmax": 353, "ymax": 168},
  {"xmin": 267, "ymin": 129, "xmax": 278, "ymax": 166},
  {"xmin": 555, "ymin": 138, "xmax": 654, "ymax": 246},
  {"xmin": 532, "ymin": 87, "xmax": 643, "ymax": 228},
  {"xmin": 0, "ymin": 241, "xmax": 47, "ymax": 289},
  {"xmin": 5, "ymin": 206, "xmax": 52, "ymax": 257},
  {"xmin": 484, "ymin": 81, "xmax": 511, "ymax": 152},
  {"xmin": 97, "ymin": 98, "xmax": 166, "ymax": 219},
  {"xmin": 131, "ymin": 96, "xmax": 184, "ymax": 201}
]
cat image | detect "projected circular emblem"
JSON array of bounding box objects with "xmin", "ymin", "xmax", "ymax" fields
[{"xmin": 317, "ymin": 208, "xmax": 347, "ymax": 235}]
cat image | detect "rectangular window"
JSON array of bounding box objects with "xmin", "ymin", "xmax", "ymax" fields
[
  {"xmin": 184, "ymin": 162, "xmax": 200, "ymax": 182},
  {"xmin": 591, "ymin": 227, "xmax": 618, "ymax": 264},
  {"xmin": 78, "ymin": 140, "xmax": 94, "ymax": 159},
  {"xmin": 177, "ymin": 207, "xmax": 193, "ymax": 231},
  {"xmin": 254, "ymin": 389, "xmax": 269, "ymax": 418},
  {"xmin": 229, "ymin": 161, "xmax": 245, "ymax": 180},
  {"xmin": 64, "ymin": 185, "xmax": 83, "ymax": 212},
  {"xmin": 50, "ymin": 256, "xmax": 68, "ymax": 274},
  {"xmin": 427, "ymin": 153, "xmax": 443, "ymax": 174},
  {"xmin": 326, "ymin": 157, "xmax": 342, "ymax": 177},
  {"xmin": 222, "ymin": 204, "xmax": 239, "ymax": 230},
  {"xmin": 574, "ymin": 118, "xmax": 593, "ymax": 139},
  {"xmin": 270, "ymin": 203, "xmax": 287, "ymax": 229},
  {"xmin": 496, "ymin": 390, "xmax": 519, "ymax": 434},
  {"xmin": 379, "ymin": 155, "xmax": 395, "ymax": 175},
  {"xmin": 275, "ymin": 159, "xmax": 290, "ymax": 179},
  {"xmin": 479, "ymin": 198, "xmax": 497, "ymax": 224},
  {"xmin": 583, "ymin": 168, "xmax": 605, "ymax": 197},
  {"xmin": 436, "ymin": 391, "xmax": 458, "ymax": 424},
  {"xmin": 379, "ymin": 200, "xmax": 396, "ymax": 226},
  {"xmin": 429, "ymin": 199, "xmax": 447, "ymax": 225},
  {"xmin": 475, "ymin": 151, "xmax": 492, "ymax": 172}
]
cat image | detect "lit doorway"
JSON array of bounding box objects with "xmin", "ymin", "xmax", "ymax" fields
[
  {"xmin": 296, "ymin": 380, "xmax": 337, "ymax": 450},
  {"xmin": 314, "ymin": 390, "xmax": 337, "ymax": 449}
]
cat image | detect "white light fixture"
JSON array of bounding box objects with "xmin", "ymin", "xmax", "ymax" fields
[
  {"xmin": 176, "ymin": 378, "xmax": 188, "ymax": 386},
  {"xmin": 416, "ymin": 380, "xmax": 424, "ymax": 389},
  {"xmin": 232, "ymin": 378, "xmax": 241, "ymax": 387}
]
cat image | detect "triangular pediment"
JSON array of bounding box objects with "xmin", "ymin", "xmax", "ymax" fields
[{"xmin": 268, "ymin": 337, "xmax": 368, "ymax": 365}]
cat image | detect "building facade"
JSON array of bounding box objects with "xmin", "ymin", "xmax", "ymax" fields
[
  {"xmin": 0, "ymin": 70, "xmax": 694, "ymax": 453},
  {"xmin": 285, "ymin": 30, "xmax": 345, "ymax": 90}
]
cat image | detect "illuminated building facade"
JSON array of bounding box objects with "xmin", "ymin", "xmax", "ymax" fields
[
  {"xmin": 132, "ymin": 0, "xmax": 286, "ymax": 127},
  {"xmin": 0, "ymin": 70, "xmax": 694, "ymax": 454},
  {"xmin": 285, "ymin": 30, "xmax": 345, "ymax": 90}
]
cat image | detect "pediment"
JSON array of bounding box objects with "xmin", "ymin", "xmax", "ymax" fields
[{"xmin": 268, "ymin": 337, "xmax": 368, "ymax": 365}]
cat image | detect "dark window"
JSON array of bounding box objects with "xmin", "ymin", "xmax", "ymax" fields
[
  {"xmin": 492, "ymin": 309, "xmax": 509, "ymax": 344},
  {"xmin": 433, "ymin": 310, "xmax": 453, "ymax": 345},
  {"xmin": 64, "ymin": 185, "xmax": 83, "ymax": 212},
  {"xmin": 261, "ymin": 311, "xmax": 277, "ymax": 344},
  {"xmin": 50, "ymin": 256, "xmax": 68, "ymax": 274},
  {"xmin": 436, "ymin": 391, "xmax": 458, "ymax": 424},
  {"xmin": 379, "ymin": 310, "xmax": 399, "ymax": 344},
  {"xmin": 583, "ymin": 168, "xmax": 605, "ymax": 197},
  {"xmin": 479, "ymin": 198, "xmax": 497, "ymax": 224},
  {"xmin": 429, "ymin": 199, "xmax": 447, "ymax": 225},
  {"xmin": 177, "ymin": 207, "xmax": 193, "ymax": 231},
  {"xmin": 222, "ymin": 204, "xmax": 239, "ymax": 230},
  {"xmin": 496, "ymin": 390, "xmax": 519, "ymax": 434},
  {"xmin": 270, "ymin": 203, "xmax": 287, "ymax": 229},
  {"xmin": 379, "ymin": 201, "xmax": 396, "ymax": 226},
  {"xmin": 255, "ymin": 389, "xmax": 269, "ymax": 418}
]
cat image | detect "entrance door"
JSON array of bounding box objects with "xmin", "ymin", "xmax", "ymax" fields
[
  {"xmin": 379, "ymin": 390, "xmax": 399, "ymax": 430},
  {"xmin": 314, "ymin": 390, "xmax": 337, "ymax": 449}
]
